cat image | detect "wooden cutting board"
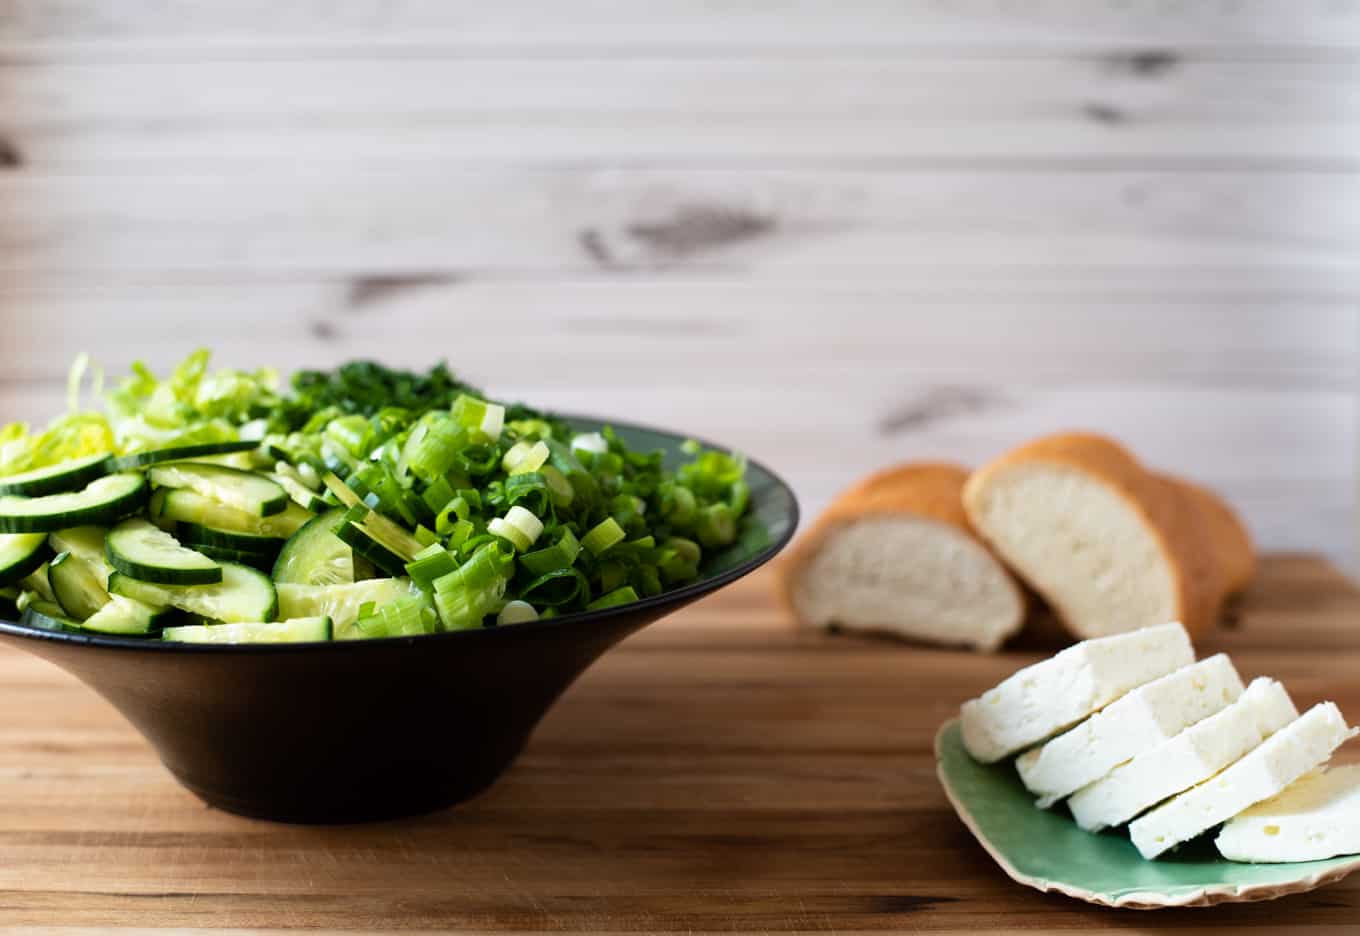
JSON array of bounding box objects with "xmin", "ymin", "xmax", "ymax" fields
[{"xmin": 0, "ymin": 555, "xmax": 1356, "ymax": 933}]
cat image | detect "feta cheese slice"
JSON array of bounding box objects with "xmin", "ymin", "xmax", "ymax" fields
[
  {"xmin": 1068, "ymin": 677, "xmax": 1296, "ymax": 832},
  {"xmin": 960, "ymin": 621, "xmax": 1193, "ymax": 764},
  {"xmin": 1216, "ymin": 764, "xmax": 1360, "ymax": 863},
  {"xmin": 1130, "ymin": 702, "xmax": 1357, "ymax": 860},
  {"xmin": 1017, "ymin": 654, "xmax": 1244, "ymax": 808}
]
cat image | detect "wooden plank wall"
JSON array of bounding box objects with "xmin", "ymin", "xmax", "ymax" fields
[{"xmin": 0, "ymin": 1, "xmax": 1355, "ymax": 565}]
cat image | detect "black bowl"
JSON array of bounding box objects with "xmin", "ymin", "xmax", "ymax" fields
[{"xmin": 0, "ymin": 417, "xmax": 797, "ymax": 823}]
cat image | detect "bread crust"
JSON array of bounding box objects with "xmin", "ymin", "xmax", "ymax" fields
[
  {"xmin": 962, "ymin": 432, "xmax": 1243, "ymax": 640},
  {"xmin": 781, "ymin": 462, "xmax": 1026, "ymax": 646},
  {"xmin": 1164, "ymin": 474, "xmax": 1256, "ymax": 596}
]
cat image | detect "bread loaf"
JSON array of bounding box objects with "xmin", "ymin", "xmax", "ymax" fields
[
  {"xmin": 782, "ymin": 462, "xmax": 1025, "ymax": 651},
  {"xmin": 962, "ymin": 432, "xmax": 1252, "ymax": 641}
]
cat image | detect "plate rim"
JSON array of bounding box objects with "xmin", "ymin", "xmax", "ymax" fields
[{"xmin": 934, "ymin": 717, "xmax": 1360, "ymax": 910}]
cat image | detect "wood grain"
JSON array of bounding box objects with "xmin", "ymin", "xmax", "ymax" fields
[
  {"xmin": 3, "ymin": 0, "xmax": 1360, "ymax": 52},
  {"xmin": 5, "ymin": 58, "xmax": 1360, "ymax": 167},
  {"xmin": 0, "ymin": 554, "xmax": 1355, "ymax": 933}
]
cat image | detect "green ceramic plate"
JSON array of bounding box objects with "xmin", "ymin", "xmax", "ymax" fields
[{"xmin": 935, "ymin": 718, "xmax": 1360, "ymax": 909}]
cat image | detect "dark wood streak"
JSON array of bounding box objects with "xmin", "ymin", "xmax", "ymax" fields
[
  {"xmin": 577, "ymin": 228, "xmax": 615, "ymax": 268},
  {"xmin": 626, "ymin": 204, "xmax": 774, "ymax": 258},
  {"xmin": 877, "ymin": 385, "xmax": 1008, "ymax": 436},
  {"xmin": 1083, "ymin": 102, "xmax": 1126, "ymax": 125},
  {"xmin": 0, "ymin": 136, "xmax": 22, "ymax": 168},
  {"xmin": 1118, "ymin": 49, "xmax": 1181, "ymax": 77},
  {"xmin": 347, "ymin": 273, "xmax": 460, "ymax": 309}
]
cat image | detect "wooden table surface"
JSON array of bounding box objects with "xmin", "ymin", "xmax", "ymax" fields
[{"xmin": 0, "ymin": 555, "xmax": 1357, "ymax": 934}]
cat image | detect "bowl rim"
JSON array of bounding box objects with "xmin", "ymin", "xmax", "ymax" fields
[{"xmin": 0, "ymin": 412, "xmax": 799, "ymax": 654}]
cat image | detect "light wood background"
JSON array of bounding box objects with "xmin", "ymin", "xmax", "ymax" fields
[{"xmin": 1, "ymin": 1, "xmax": 1356, "ymax": 565}]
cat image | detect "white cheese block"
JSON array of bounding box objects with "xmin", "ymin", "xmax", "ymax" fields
[
  {"xmin": 1216, "ymin": 764, "xmax": 1360, "ymax": 863},
  {"xmin": 1016, "ymin": 654, "xmax": 1244, "ymax": 808},
  {"xmin": 1068, "ymin": 677, "xmax": 1296, "ymax": 832},
  {"xmin": 1130, "ymin": 702, "xmax": 1357, "ymax": 860},
  {"xmin": 960, "ymin": 621, "xmax": 1193, "ymax": 764}
]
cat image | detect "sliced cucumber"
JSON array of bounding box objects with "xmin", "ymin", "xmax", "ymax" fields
[
  {"xmin": 109, "ymin": 440, "xmax": 258, "ymax": 472},
  {"xmin": 148, "ymin": 463, "xmax": 287, "ymax": 518},
  {"xmin": 0, "ymin": 473, "xmax": 147, "ymax": 534},
  {"xmin": 0, "ymin": 453, "xmax": 111, "ymax": 497},
  {"xmin": 80, "ymin": 594, "xmax": 162, "ymax": 635},
  {"xmin": 277, "ymin": 578, "xmax": 416, "ymax": 640},
  {"xmin": 47, "ymin": 550, "xmax": 110, "ymax": 620},
  {"xmin": 174, "ymin": 522, "xmax": 281, "ymax": 555},
  {"xmin": 0, "ymin": 532, "xmax": 52, "ymax": 586},
  {"xmin": 162, "ymin": 616, "xmax": 332, "ymax": 644},
  {"xmin": 269, "ymin": 472, "xmax": 328, "ymax": 513},
  {"xmin": 48, "ymin": 527, "xmax": 112, "ymax": 587},
  {"xmin": 109, "ymin": 562, "xmax": 277, "ymax": 624},
  {"xmin": 187, "ymin": 543, "xmax": 277, "ymax": 572},
  {"xmin": 20, "ymin": 600, "xmax": 83, "ymax": 633},
  {"xmin": 158, "ymin": 489, "xmax": 311, "ymax": 538},
  {"xmin": 21, "ymin": 566, "xmax": 56, "ymax": 603},
  {"xmin": 184, "ymin": 451, "xmax": 265, "ymax": 471},
  {"xmin": 331, "ymin": 502, "xmax": 425, "ymax": 577},
  {"xmin": 273, "ymin": 508, "xmax": 355, "ymax": 586},
  {"xmin": 106, "ymin": 518, "xmax": 221, "ymax": 586}
]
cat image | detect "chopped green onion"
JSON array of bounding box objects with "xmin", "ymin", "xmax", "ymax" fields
[
  {"xmin": 519, "ymin": 527, "xmax": 581, "ymax": 577},
  {"xmin": 539, "ymin": 464, "xmax": 575, "ymax": 508},
  {"xmin": 496, "ymin": 600, "xmax": 539, "ymax": 626},
  {"xmin": 432, "ymin": 543, "xmax": 511, "ymax": 630},
  {"xmin": 356, "ymin": 593, "xmax": 438, "ymax": 638},
  {"xmin": 487, "ymin": 505, "xmax": 543, "ymax": 552},
  {"xmin": 413, "ymin": 524, "xmax": 439, "ymax": 548},
  {"xmin": 405, "ymin": 543, "xmax": 459, "ymax": 591},
  {"xmin": 582, "ymin": 517, "xmax": 625, "ymax": 556},
  {"xmin": 695, "ymin": 502, "xmax": 737, "ymax": 547},
  {"xmin": 450, "ymin": 394, "xmax": 505, "ymax": 441},
  {"xmin": 587, "ymin": 586, "xmax": 639, "ymax": 611},
  {"xmin": 571, "ymin": 432, "xmax": 608, "ymax": 455},
  {"xmin": 402, "ymin": 416, "xmax": 467, "ymax": 483},
  {"xmin": 502, "ymin": 440, "xmax": 550, "ymax": 476}
]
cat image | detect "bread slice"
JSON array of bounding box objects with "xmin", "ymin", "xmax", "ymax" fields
[
  {"xmin": 782, "ymin": 463, "xmax": 1025, "ymax": 652},
  {"xmin": 1129, "ymin": 702, "xmax": 1356, "ymax": 859},
  {"xmin": 1067, "ymin": 677, "xmax": 1297, "ymax": 832},
  {"xmin": 962, "ymin": 432, "xmax": 1249, "ymax": 640},
  {"xmin": 1217, "ymin": 764, "xmax": 1360, "ymax": 863},
  {"xmin": 959, "ymin": 621, "xmax": 1193, "ymax": 764},
  {"xmin": 1016, "ymin": 653, "xmax": 1244, "ymax": 808}
]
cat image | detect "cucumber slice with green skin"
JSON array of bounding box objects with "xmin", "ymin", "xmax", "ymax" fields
[
  {"xmin": 0, "ymin": 532, "xmax": 53, "ymax": 586},
  {"xmin": 148, "ymin": 463, "xmax": 288, "ymax": 518},
  {"xmin": 269, "ymin": 473, "xmax": 328, "ymax": 513},
  {"xmin": 0, "ymin": 473, "xmax": 147, "ymax": 534},
  {"xmin": 108, "ymin": 440, "xmax": 258, "ymax": 472},
  {"xmin": 332, "ymin": 506, "xmax": 410, "ymax": 577},
  {"xmin": 158, "ymin": 489, "xmax": 311, "ymax": 538},
  {"xmin": 48, "ymin": 527, "xmax": 112, "ymax": 588},
  {"xmin": 20, "ymin": 600, "xmax": 84, "ymax": 633},
  {"xmin": 273, "ymin": 508, "xmax": 355, "ymax": 586},
  {"xmin": 79, "ymin": 594, "xmax": 162, "ymax": 635},
  {"xmin": 21, "ymin": 565, "xmax": 56, "ymax": 603},
  {"xmin": 106, "ymin": 518, "xmax": 222, "ymax": 586},
  {"xmin": 0, "ymin": 453, "xmax": 111, "ymax": 497},
  {"xmin": 184, "ymin": 451, "xmax": 265, "ymax": 471},
  {"xmin": 47, "ymin": 550, "xmax": 110, "ymax": 620},
  {"xmin": 277, "ymin": 578, "xmax": 416, "ymax": 640},
  {"xmin": 174, "ymin": 521, "xmax": 282, "ymax": 555},
  {"xmin": 188, "ymin": 543, "xmax": 278, "ymax": 573},
  {"xmin": 109, "ymin": 562, "xmax": 277, "ymax": 624},
  {"xmin": 162, "ymin": 616, "xmax": 332, "ymax": 644}
]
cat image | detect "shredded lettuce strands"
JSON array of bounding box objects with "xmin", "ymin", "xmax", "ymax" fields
[{"xmin": 0, "ymin": 351, "xmax": 751, "ymax": 634}]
